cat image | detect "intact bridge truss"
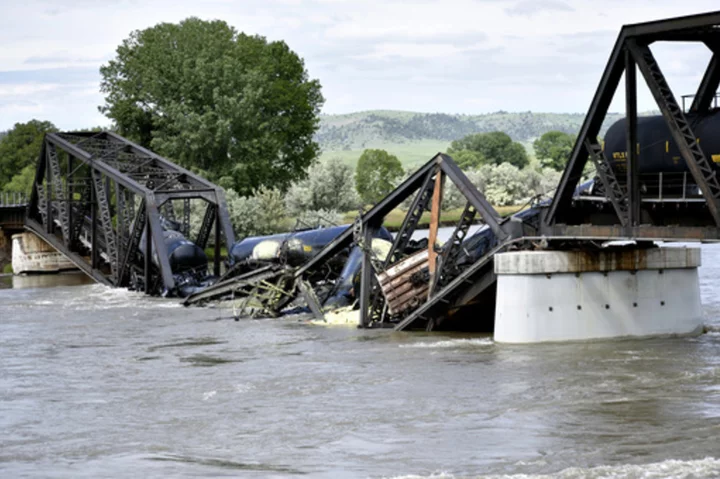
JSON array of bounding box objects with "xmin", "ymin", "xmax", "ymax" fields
[{"xmin": 26, "ymin": 131, "xmax": 235, "ymax": 295}]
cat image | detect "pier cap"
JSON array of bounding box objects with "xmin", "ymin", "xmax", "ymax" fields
[{"xmin": 494, "ymin": 246, "xmax": 700, "ymax": 275}]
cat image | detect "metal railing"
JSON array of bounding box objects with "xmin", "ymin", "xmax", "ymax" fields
[
  {"xmin": 681, "ymin": 93, "xmax": 720, "ymax": 113},
  {"xmin": 0, "ymin": 192, "xmax": 28, "ymax": 207}
]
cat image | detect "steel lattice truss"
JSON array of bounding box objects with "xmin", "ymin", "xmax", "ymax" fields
[
  {"xmin": 543, "ymin": 11, "xmax": 720, "ymax": 239},
  {"xmin": 288, "ymin": 153, "xmax": 531, "ymax": 331},
  {"xmin": 27, "ymin": 131, "xmax": 235, "ymax": 295}
]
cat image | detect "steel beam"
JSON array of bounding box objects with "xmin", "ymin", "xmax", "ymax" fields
[
  {"xmin": 625, "ymin": 49, "xmax": 640, "ymax": 229},
  {"xmin": 439, "ymin": 154, "xmax": 507, "ymax": 241},
  {"xmin": 104, "ymin": 132, "xmax": 220, "ymax": 190},
  {"xmin": 690, "ymin": 49, "xmax": 720, "ymax": 113},
  {"xmin": 384, "ymin": 168, "xmax": 436, "ymax": 267},
  {"xmin": 294, "ymin": 158, "xmax": 438, "ymax": 279},
  {"xmin": 145, "ymin": 196, "xmax": 175, "ymax": 292},
  {"xmin": 25, "ymin": 218, "xmax": 112, "ymax": 286},
  {"xmin": 628, "ymin": 39, "xmax": 720, "ymax": 226},
  {"xmin": 624, "ymin": 11, "xmax": 720, "ymax": 38},
  {"xmin": 584, "ymin": 139, "xmax": 628, "ymax": 226},
  {"xmin": 47, "ymin": 134, "xmax": 150, "ymax": 195},
  {"xmin": 358, "ymin": 223, "xmax": 377, "ymax": 328},
  {"xmin": 545, "ymin": 32, "xmax": 626, "ymax": 225},
  {"xmin": 539, "ymin": 224, "xmax": 720, "ymax": 241}
]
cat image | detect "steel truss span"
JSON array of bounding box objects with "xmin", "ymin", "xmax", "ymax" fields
[
  {"xmin": 26, "ymin": 131, "xmax": 235, "ymax": 296},
  {"xmin": 192, "ymin": 11, "xmax": 720, "ymax": 332},
  {"xmin": 545, "ymin": 11, "xmax": 720, "ymax": 235}
]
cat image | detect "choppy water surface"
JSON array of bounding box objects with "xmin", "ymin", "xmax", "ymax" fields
[{"xmin": 2, "ymin": 247, "xmax": 720, "ymax": 479}]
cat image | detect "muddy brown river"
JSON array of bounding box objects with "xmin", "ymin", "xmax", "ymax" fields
[{"xmin": 1, "ymin": 245, "xmax": 719, "ymax": 478}]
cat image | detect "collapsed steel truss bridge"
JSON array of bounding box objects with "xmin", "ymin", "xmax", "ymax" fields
[
  {"xmin": 185, "ymin": 11, "xmax": 720, "ymax": 331},
  {"xmin": 26, "ymin": 131, "xmax": 235, "ymax": 294}
]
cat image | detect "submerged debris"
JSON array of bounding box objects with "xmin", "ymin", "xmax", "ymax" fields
[{"xmin": 185, "ymin": 153, "xmax": 544, "ymax": 331}]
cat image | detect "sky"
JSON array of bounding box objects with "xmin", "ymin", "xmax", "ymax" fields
[{"xmin": 0, "ymin": 0, "xmax": 719, "ymax": 131}]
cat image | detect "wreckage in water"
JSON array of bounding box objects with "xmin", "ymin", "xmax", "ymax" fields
[{"xmin": 184, "ymin": 152, "xmax": 543, "ymax": 331}]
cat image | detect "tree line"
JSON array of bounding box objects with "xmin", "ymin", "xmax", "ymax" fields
[{"xmin": 0, "ymin": 16, "xmax": 577, "ymax": 238}]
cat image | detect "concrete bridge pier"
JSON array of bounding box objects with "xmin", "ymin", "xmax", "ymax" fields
[
  {"xmin": 493, "ymin": 247, "xmax": 703, "ymax": 343},
  {"xmin": 10, "ymin": 232, "xmax": 76, "ymax": 274}
]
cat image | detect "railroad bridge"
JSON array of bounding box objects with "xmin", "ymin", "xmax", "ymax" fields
[
  {"xmin": 0, "ymin": 132, "xmax": 235, "ymax": 295},
  {"xmin": 3, "ymin": 11, "xmax": 720, "ymax": 342},
  {"xmin": 186, "ymin": 11, "xmax": 720, "ymax": 342}
]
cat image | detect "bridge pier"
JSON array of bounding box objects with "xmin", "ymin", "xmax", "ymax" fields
[
  {"xmin": 493, "ymin": 247, "xmax": 703, "ymax": 343},
  {"xmin": 11, "ymin": 232, "xmax": 76, "ymax": 274}
]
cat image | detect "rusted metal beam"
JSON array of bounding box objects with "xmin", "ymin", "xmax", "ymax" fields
[{"xmin": 427, "ymin": 167, "xmax": 443, "ymax": 293}]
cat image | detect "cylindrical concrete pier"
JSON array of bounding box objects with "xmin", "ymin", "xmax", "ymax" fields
[{"xmin": 493, "ymin": 247, "xmax": 703, "ymax": 343}]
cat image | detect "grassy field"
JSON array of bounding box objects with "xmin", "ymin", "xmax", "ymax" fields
[
  {"xmin": 319, "ymin": 139, "xmax": 451, "ymax": 169},
  {"xmin": 315, "ymin": 109, "xmax": 628, "ymax": 171}
]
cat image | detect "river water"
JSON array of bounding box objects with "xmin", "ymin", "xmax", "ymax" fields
[{"xmin": 1, "ymin": 245, "xmax": 720, "ymax": 478}]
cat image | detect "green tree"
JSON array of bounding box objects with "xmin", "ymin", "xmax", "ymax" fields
[
  {"xmin": 533, "ymin": 131, "xmax": 574, "ymax": 170},
  {"xmin": 0, "ymin": 120, "xmax": 57, "ymax": 194},
  {"xmin": 448, "ymin": 131, "xmax": 528, "ymax": 168},
  {"xmin": 99, "ymin": 17, "xmax": 324, "ymax": 195},
  {"xmin": 451, "ymin": 149, "xmax": 486, "ymax": 169},
  {"xmin": 355, "ymin": 149, "xmax": 404, "ymax": 204}
]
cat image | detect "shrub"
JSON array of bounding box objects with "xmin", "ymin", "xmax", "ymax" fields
[{"xmin": 285, "ymin": 157, "xmax": 359, "ymax": 215}]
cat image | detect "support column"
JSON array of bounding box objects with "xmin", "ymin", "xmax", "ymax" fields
[{"xmin": 493, "ymin": 248, "xmax": 703, "ymax": 343}]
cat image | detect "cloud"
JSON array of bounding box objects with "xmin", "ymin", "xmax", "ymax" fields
[
  {"xmin": 504, "ymin": 0, "xmax": 574, "ymax": 17},
  {"xmin": 0, "ymin": 84, "xmax": 62, "ymax": 97},
  {"xmin": 0, "ymin": 67, "xmax": 99, "ymax": 85},
  {"xmin": 0, "ymin": 0, "xmax": 719, "ymax": 128}
]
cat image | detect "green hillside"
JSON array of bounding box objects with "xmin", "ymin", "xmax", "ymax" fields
[{"xmin": 317, "ymin": 110, "xmax": 625, "ymax": 167}]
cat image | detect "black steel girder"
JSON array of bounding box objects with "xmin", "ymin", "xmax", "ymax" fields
[{"xmin": 545, "ymin": 10, "xmax": 720, "ymax": 229}]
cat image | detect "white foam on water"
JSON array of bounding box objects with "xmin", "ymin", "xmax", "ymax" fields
[
  {"xmin": 63, "ymin": 283, "xmax": 182, "ymax": 310},
  {"xmin": 399, "ymin": 338, "xmax": 494, "ymax": 349},
  {"xmin": 384, "ymin": 457, "xmax": 720, "ymax": 479},
  {"xmin": 705, "ymin": 325, "xmax": 720, "ymax": 336}
]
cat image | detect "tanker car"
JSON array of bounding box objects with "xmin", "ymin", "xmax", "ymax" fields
[
  {"xmin": 135, "ymin": 217, "xmax": 212, "ymax": 297},
  {"xmin": 227, "ymin": 225, "xmax": 394, "ymax": 308},
  {"xmin": 600, "ymin": 109, "xmax": 720, "ymax": 196}
]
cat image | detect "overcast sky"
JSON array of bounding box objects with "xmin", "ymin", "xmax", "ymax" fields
[{"xmin": 0, "ymin": 0, "xmax": 718, "ymax": 131}]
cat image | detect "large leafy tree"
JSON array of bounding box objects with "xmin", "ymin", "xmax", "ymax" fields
[
  {"xmin": 355, "ymin": 149, "xmax": 404, "ymax": 204},
  {"xmin": 448, "ymin": 131, "xmax": 528, "ymax": 169},
  {"xmin": 99, "ymin": 17, "xmax": 324, "ymax": 195},
  {"xmin": 0, "ymin": 120, "xmax": 57, "ymax": 194},
  {"xmin": 533, "ymin": 130, "xmax": 574, "ymax": 171}
]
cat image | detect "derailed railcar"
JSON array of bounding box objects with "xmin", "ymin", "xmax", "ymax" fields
[{"xmin": 184, "ymin": 225, "xmax": 395, "ymax": 313}]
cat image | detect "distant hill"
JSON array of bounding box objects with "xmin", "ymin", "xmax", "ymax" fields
[{"xmin": 316, "ymin": 110, "xmax": 626, "ymax": 168}]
